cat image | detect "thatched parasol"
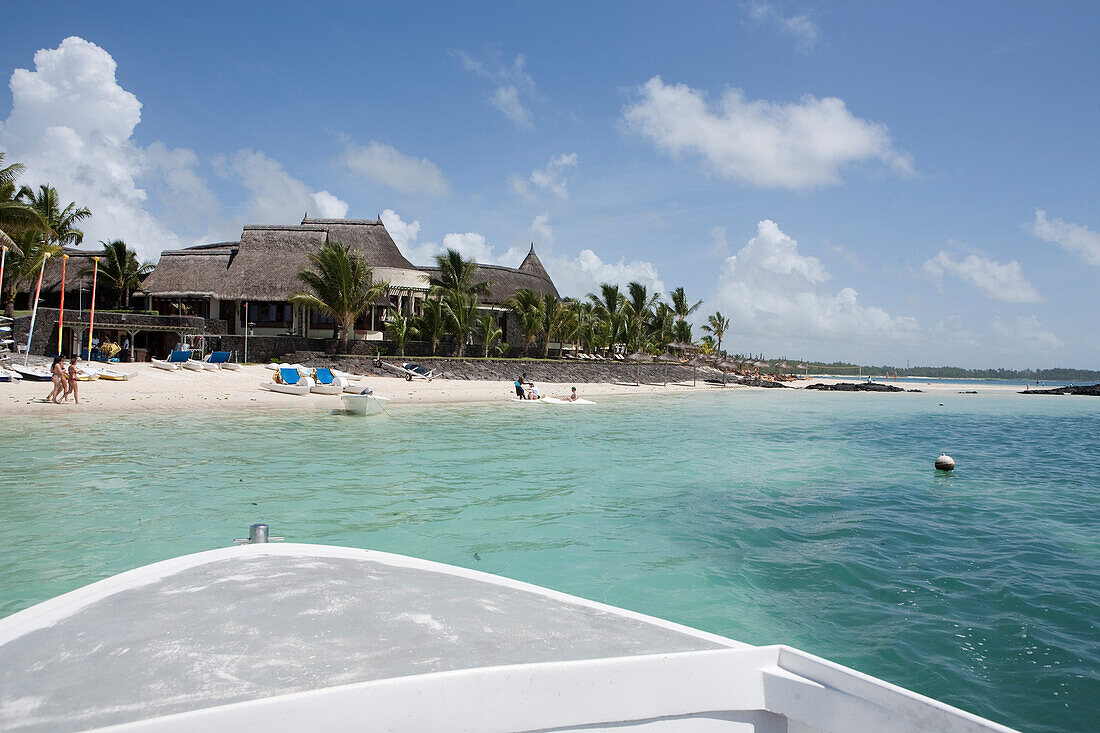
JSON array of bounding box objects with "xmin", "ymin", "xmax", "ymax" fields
[
  {"xmin": 625, "ymin": 350, "xmax": 651, "ymax": 385},
  {"xmin": 666, "ymin": 341, "xmax": 694, "ymax": 352},
  {"xmin": 716, "ymin": 358, "xmax": 740, "ymax": 386},
  {"xmin": 685, "ymin": 354, "xmax": 708, "ymax": 386},
  {"xmin": 656, "ymin": 350, "xmax": 680, "ymax": 386}
]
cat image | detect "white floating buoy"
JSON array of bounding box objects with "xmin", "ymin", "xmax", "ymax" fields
[{"xmin": 935, "ymin": 453, "xmax": 955, "ymax": 471}]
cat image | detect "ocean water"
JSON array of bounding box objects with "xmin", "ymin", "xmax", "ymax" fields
[{"xmin": 1, "ymin": 388, "xmax": 1098, "ymax": 732}]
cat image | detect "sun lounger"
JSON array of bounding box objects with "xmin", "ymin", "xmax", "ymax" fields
[
  {"xmin": 151, "ymin": 350, "xmax": 194, "ymax": 371},
  {"xmin": 203, "ymin": 351, "xmax": 243, "ymax": 371}
]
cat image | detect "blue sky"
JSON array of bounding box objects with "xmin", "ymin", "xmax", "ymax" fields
[{"xmin": 2, "ymin": 1, "xmax": 1098, "ymax": 368}]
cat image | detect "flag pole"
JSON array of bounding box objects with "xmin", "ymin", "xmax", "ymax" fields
[
  {"xmin": 57, "ymin": 254, "xmax": 69, "ymax": 355},
  {"xmin": 24, "ymin": 252, "xmax": 51, "ymax": 366},
  {"xmin": 88, "ymin": 257, "xmax": 99, "ymax": 360},
  {"xmin": 0, "ymin": 246, "xmax": 7, "ymax": 314}
]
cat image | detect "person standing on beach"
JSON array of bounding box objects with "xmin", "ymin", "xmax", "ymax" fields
[
  {"xmin": 514, "ymin": 377, "xmax": 525, "ymax": 398},
  {"xmin": 47, "ymin": 355, "xmax": 66, "ymax": 403},
  {"xmin": 63, "ymin": 356, "xmax": 81, "ymax": 404}
]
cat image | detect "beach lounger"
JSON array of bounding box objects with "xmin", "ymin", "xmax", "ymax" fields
[
  {"xmin": 309, "ymin": 368, "xmax": 349, "ymax": 395},
  {"xmin": 259, "ymin": 367, "xmax": 313, "ymax": 395},
  {"xmin": 203, "ymin": 351, "xmax": 243, "ymax": 371},
  {"xmin": 152, "ymin": 350, "xmax": 195, "ymax": 371}
]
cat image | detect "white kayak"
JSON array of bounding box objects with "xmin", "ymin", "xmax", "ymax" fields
[
  {"xmin": 541, "ymin": 396, "xmax": 596, "ymax": 405},
  {"xmin": 341, "ymin": 392, "xmax": 389, "ymax": 415}
]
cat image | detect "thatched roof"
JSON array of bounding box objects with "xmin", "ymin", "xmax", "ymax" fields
[
  {"xmin": 301, "ymin": 218, "xmax": 415, "ymax": 270},
  {"xmin": 39, "ymin": 248, "xmax": 99, "ymax": 294},
  {"xmin": 139, "ymin": 242, "xmax": 236, "ymax": 298},
  {"xmin": 418, "ymin": 258, "xmax": 559, "ymax": 305},
  {"xmin": 518, "ymin": 244, "xmax": 551, "ymax": 281}
]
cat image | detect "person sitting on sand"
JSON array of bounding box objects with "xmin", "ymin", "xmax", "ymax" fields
[
  {"xmin": 63, "ymin": 356, "xmax": 81, "ymax": 404},
  {"xmin": 564, "ymin": 386, "xmax": 579, "ymax": 401},
  {"xmin": 47, "ymin": 355, "xmax": 66, "ymax": 403}
]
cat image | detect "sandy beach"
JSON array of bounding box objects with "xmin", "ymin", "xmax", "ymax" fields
[{"xmin": 0, "ymin": 362, "xmax": 1038, "ymax": 416}]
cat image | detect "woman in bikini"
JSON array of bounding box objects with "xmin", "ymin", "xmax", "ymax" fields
[
  {"xmin": 64, "ymin": 356, "xmax": 81, "ymax": 404},
  {"xmin": 47, "ymin": 355, "xmax": 66, "ymax": 403}
]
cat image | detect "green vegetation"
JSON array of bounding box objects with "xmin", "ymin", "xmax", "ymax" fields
[
  {"xmin": 82, "ymin": 240, "xmax": 153, "ymax": 308},
  {"xmin": 290, "ymin": 240, "xmax": 390, "ymax": 350}
]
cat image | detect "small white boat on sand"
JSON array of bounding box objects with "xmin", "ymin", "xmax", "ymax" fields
[
  {"xmin": 0, "ymin": 528, "xmax": 1017, "ymax": 733},
  {"xmin": 9, "ymin": 364, "xmax": 51, "ymax": 381},
  {"xmin": 309, "ymin": 368, "xmax": 349, "ymax": 395},
  {"xmin": 341, "ymin": 391, "xmax": 389, "ymax": 415},
  {"xmin": 541, "ymin": 396, "xmax": 596, "ymax": 405},
  {"xmin": 93, "ymin": 367, "xmax": 133, "ymax": 381}
]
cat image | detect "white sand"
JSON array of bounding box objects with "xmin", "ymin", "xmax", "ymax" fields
[
  {"xmin": 0, "ymin": 363, "xmax": 726, "ymax": 415},
  {"xmin": 0, "ymin": 365, "xmax": 1036, "ymax": 416}
]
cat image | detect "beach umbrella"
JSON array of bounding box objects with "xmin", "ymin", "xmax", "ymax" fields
[
  {"xmin": 716, "ymin": 358, "xmax": 740, "ymax": 386},
  {"xmin": 657, "ymin": 350, "xmax": 680, "ymax": 386},
  {"xmin": 666, "ymin": 341, "xmax": 693, "ymax": 353},
  {"xmin": 685, "ymin": 354, "xmax": 708, "ymax": 386},
  {"xmin": 625, "ymin": 350, "xmax": 651, "ymax": 385}
]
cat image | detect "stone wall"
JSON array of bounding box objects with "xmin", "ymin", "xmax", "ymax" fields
[{"xmin": 282, "ymin": 352, "xmax": 724, "ymax": 385}]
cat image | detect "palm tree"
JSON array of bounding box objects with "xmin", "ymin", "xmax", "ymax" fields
[
  {"xmin": 477, "ymin": 313, "xmax": 503, "ymax": 357},
  {"xmin": 18, "ymin": 184, "xmax": 91, "ymax": 247},
  {"xmin": 289, "ymin": 240, "xmax": 390, "ymax": 350},
  {"xmin": 587, "ymin": 283, "xmax": 626, "ymax": 356},
  {"xmin": 411, "ymin": 296, "xmax": 446, "ymax": 356},
  {"xmin": 386, "ymin": 313, "xmax": 411, "ymax": 357},
  {"xmin": 0, "ymin": 154, "xmax": 46, "ymax": 255},
  {"xmin": 84, "ymin": 240, "xmax": 153, "ymax": 308},
  {"xmin": 504, "ymin": 287, "xmax": 543, "ymax": 357},
  {"xmin": 539, "ymin": 292, "xmax": 571, "ymax": 358},
  {"xmin": 3, "ymin": 231, "xmax": 59, "ymax": 318},
  {"xmin": 442, "ymin": 290, "xmax": 479, "ymax": 356},
  {"xmin": 428, "ymin": 248, "xmax": 493, "ymax": 298},
  {"xmin": 649, "ymin": 302, "xmax": 675, "ymax": 350},
  {"xmin": 625, "ymin": 281, "xmax": 660, "ymax": 350},
  {"xmin": 672, "ymin": 319, "xmax": 693, "ymax": 345},
  {"xmin": 702, "ymin": 312, "xmax": 730, "ymax": 355},
  {"xmin": 669, "ymin": 287, "xmax": 703, "ymax": 325}
]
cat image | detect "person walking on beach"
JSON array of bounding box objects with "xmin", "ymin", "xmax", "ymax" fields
[
  {"xmin": 47, "ymin": 355, "xmax": 66, "ymax": 403},
  {"xmin": 63, "ymin": 356, "xmax": 81, "ymax": 404}
]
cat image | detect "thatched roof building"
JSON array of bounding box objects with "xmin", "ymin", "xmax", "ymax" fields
[
  {"xmin": 418, "ymin": 246, "xmax": 559, "ymax": 305},
  {"xmin": 137, "ymin": 242, "xmax": 236, "ymax": 299}
]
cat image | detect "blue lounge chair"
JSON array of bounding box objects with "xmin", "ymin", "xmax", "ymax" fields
[
  {"xmin": 314, "ymin": 368, "xmax": 335, "ymax": 385},
  {"xmin": 203, "ymin": 351, "xmax": 242, "ymax": 371},
  {"xmin": 152, "ymin": 350, "xmax": 196, "ymax": 371},
  {"xmin": 259, "ymin": 367, "xmax": 313, "ymax": 395}
]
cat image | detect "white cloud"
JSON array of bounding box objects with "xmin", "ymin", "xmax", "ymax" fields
[
  {"xmin": 1029, "ymin": 208, "xmax": 1100, "ymax": 266},
  {"xmin": 745, "ymin": 2, "xmax": 819, "ymax": 52},
  {"xmin": 511, "ymin": 153, "xmax": 577, "ymax": 201},
  {"xmin": 993, "ymin": 314, "xmax": 1062, "ymax": 351},
  {"xmin": 544, "ymin": 249, "xmax": 665, "ymax": 299},
  {"xmin": 922, "ymin": 250, "xmax": 1042, "ymax": 303},
  {"xmin": 623, "ymin": 76, "xmax": 914, "ymax": 189},
  {"xmin": 0, "ymin": 37, "xmax": 350, "ymax": 259},
  {"xmin": 530, "ymin": 213, "xmax": 554, "ymax": 244},
  {"xmin": 455, "ymin": 50, "xmax": 537, "ymax": 128},
  {"xmin": 380, "ymin": 209, "xmax": 523, "ymax": 268},
  {"xmin": 215, "ymin": 149, "xmax": 349, "ymax": 226},
  {"xmin": 338, "ymin": 140, "xmax": 450, "ymax": 196},
  {"xmin": 711, "ymin": 220, "xmax": 920, "ymax": 354}
]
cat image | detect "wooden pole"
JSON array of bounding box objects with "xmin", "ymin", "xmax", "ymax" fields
[
  {"xmin": 87, "ymin": 257, "xmax": 99, "ymax": 359},
  {"xmin": 57, "ymin": 254, "xmax": 68, "ymax": 354},
  {"xmin": 24, "ymin": 252, "xmax": 50, "ymax": 365}
]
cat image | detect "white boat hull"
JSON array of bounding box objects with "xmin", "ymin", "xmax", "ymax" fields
[
  {"xmin": 341, "ymin": 393, "xmax": 389, "ymax": 415},
  {"xmin": 541, "ymin": 396, "xmax": 596, "ymax": 405},
  {"xmin": 10, "ymin": 365, "xmax": 51, "ymax": 381},
  {"xmin": 259, "ymin": 381, "xmax": 311, "ymax": 396},
  {"xmin": 309, "ymin": 383, "xmax": 344, "ymax": 395}
]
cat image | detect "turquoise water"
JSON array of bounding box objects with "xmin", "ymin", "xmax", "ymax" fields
[{"xmin": 2, "ymin": 389, "xmax": 1098, "ymax": 732}]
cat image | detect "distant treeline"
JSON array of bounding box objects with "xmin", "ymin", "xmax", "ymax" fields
[{"xmin": 803, "ymin": 362, "xmax": 1100, "ymax": 382}]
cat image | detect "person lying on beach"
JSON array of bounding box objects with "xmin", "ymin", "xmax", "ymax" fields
[
  {"xmin": 47, "ymin": 355, "xmax": 66, "ymax": 403},
  {"xmin": 64, "ymin": 357, "xmax": 80, "ymax": 404}
]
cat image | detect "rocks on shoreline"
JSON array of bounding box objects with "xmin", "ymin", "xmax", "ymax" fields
[
  {"xmin": 1020, "ymin": 384, "xmax": 1100, "ymax": 396},
  {"xmin": 805, "ymin": 382, "xmax": 921, "ymax": 393}
]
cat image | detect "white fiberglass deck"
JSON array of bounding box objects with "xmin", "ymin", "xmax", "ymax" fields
[{"xmin": 0, "ymin": 543, "xmax": 1016, "ymax": 733}]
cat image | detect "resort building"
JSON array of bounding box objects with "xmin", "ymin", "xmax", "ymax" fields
[{"xmin": 140, "ymin": 215, "xmax": 558, "ymax": 346}]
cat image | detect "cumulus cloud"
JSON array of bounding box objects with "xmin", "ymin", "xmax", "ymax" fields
[
  {"xmin": 338, "ymin": 141, "xmax": 450, "ymax": 196},
  {"xmin": 544, "ymin": 249, "xmax": 665, "ymax": 299},
  {"xmin": 745, "ymin": 2, "xmax": 819, "ymax": 52},
  {"xmin": 1029, "ymin": 208, "xmax": 1100, "ymax": 266},
  {"xmin": 380, "ymin": 208, "xmax": 523, "ymax": 267},
  {"xmin": 530, "ymin": 213, "xmax": 554, "ymax": 244},
  {"xmin": 922, "ymin": 250, "xmax": 1042, "ymax": 303},
  {"xmin": 0, "ymin": 37, "xmax": 349, "ymax": 259},
  {"xmin": 511, "ymin": 153, "xmax": 577, "ymax": 200},
  {"xmin": 711, "ymin": 220, "xmax": 919, "ymax": 354},
  {"xmin": 455, "ymin": 50, "xmax": 537, "ymax": 128},
  {"xmin": 993, "ymin": 314, "xmax": 1062, "ymax": 351},
  {"xmin": 623, "ymin": 76, "xmax": 914, "ymax": 189}
]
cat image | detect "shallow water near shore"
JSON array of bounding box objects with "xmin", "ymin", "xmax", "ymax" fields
[{"xmin": 2, "ymin": 388, "xmax": 1098, "ymax": 731}]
